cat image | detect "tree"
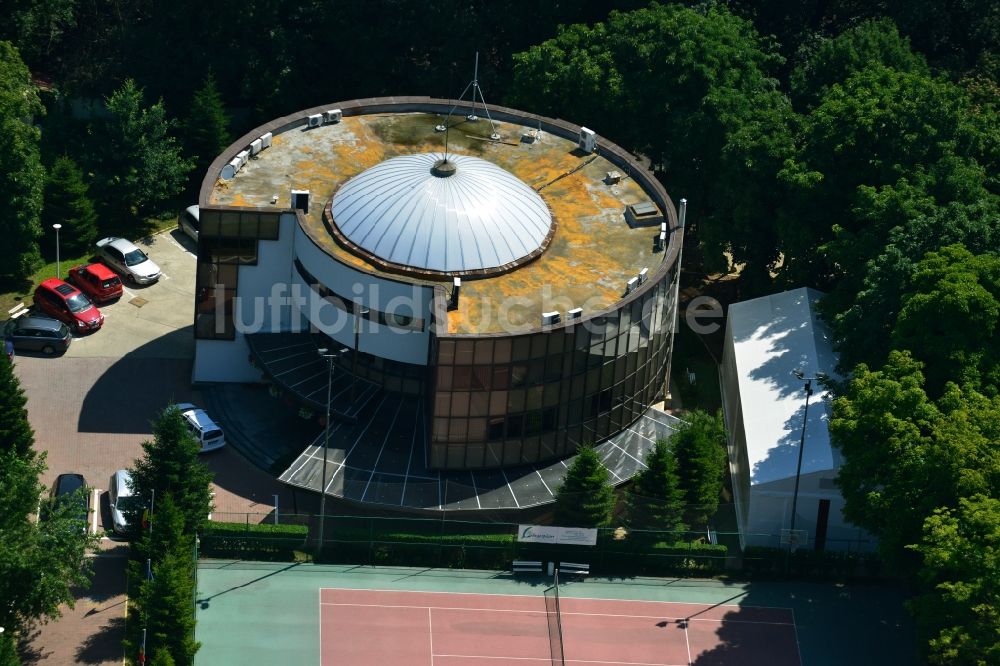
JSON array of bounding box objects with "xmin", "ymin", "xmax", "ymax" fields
[
  {"xmin": 0, "ymin": 626, "xmax": 17, "ymax": 666},
  {"xmin": 891, "ymin": 244, "xmax": 1000, "ymax": 395},
  {"xmin": 124, "ymin": 496, "xmax": 199, "ymax": 666},
  {"xmin": 908, "ymin": 494, "xmax": 1000, "ymax": 665},
  {"xmin": 829, "ymin": 351, "xmax": 941, "ymax": 568},
  {"xmin": 184, "ymin": 71, "xmax": 231, "ymax": 175},
  {"xmin": 128, "ymin": 406, "xmax": 214, "ymax": 538},
  {"xmin": 553, "ymin": 445, "xmax": 615, "ymax": 528},
  {"xmin": 508, "ymin": 3, "xmax": 795, "ymax": 283},
  {"xmin": 0, "ymin": 356, "xmax": 97, "ymax": 635},
  {"xmin": 789, "ymin": 18, "xmax": 929, "ymax": 111},
  {"xmin": 41, "ymin": 156, "xmax": 98, "ymax": 256},
  {"xmin": 671, "ymin": 410, "xmax": 728, "ymax": 529},
  {"xmin": 0, "ymin": 41, "xmax": 44, "ymax": 280},
  {"xmin": 98, "ymin": 79, "xmax": 193, "ymax": 228},
  {"xmin": 626, "ymin": 439, "xmax": 686, "ymax": 534},
  {"xmin": 0, "ymin": 0, "xmax": 77, "ymax": 63}
]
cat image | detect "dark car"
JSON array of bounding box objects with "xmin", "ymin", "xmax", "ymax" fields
[
  {"xmin": 4, "ymin": 316, "xmax": 73, "ymax": 355},
  {"xmin": 50, "ymin": 473, "xmax": 90, "ymax": 533},
  {"xmin": 68, "ymin": 262, "xmax": 123, "ymax": 304},
  {"xmin": 33, "ymin": 278, "xmax": 104, "ymax": 332}
]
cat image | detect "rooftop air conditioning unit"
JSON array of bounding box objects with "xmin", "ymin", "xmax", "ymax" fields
[
  {"xmin": 221, "ymin": 157, "xmax": 241, "ymax": 181},
  {"xmin": 250, "ymin": 138, "xmax": 263, "ymax": 156},
  {"xmin": 638, "ymin": 268, "xmax": 649, "ymax": 284},
  {"xmin": 236, "ymin": 150, "xmax": 250, "ymax": 168},
  {"xmin": 323, "ymin": 109, "xmax": 342, "ymax": 123},
  {"xmin": 307, "ymin": 113, "xmax": 323, "ymax": 128},
  {"xmin": 291, "ymin": 189, "xmax": 310, "ymax": 214},
  {"xmin": 542, "ymin": 311, "xmax": 561, "ymax": 326},
  {"xmin": 260, "ymin": 132, "xmax": 273, "ymax": 149},
  {"xmin": 625, "ymin": 276, "xmax": 639, "ymax": 295},
  {"xmin": 579, "ymin": 127, "xmax": 596, "ymax": 153},
  {"xmin": 567, "ymin": 308, "xmax": 583, "ymax": 320}
]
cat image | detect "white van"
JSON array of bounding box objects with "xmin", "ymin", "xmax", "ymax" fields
[
  {"xmin": 174, "ymin": 403, "xmax": 226, "ymax": 453},
  {"xmin": 179, "ymin": 205, "xmax": 200, "ymax": 242},
  {"xmin": 108, "ymin": 469, "xmax": 137, "ymax": 535}
]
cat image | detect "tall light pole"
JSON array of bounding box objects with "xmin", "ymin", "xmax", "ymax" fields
[
  {"xmin": 350, "ymin": 307, "xmax": 369, "ymax": 404},
  {"xmin": 788, "ymin": 370, "xmax": 825, "ymax": 551},
  {"xmin": 52, "ymin": 224, "xmax": 62, "ymax": 279},
  {"xmin": 316, "ymin": 347, "xmax": 347, "ymax": 558}
]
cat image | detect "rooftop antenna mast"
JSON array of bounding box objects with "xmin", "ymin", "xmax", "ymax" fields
[{"xmin": 436, "ymin": 52, "xmax": 501, "ymax": 143}]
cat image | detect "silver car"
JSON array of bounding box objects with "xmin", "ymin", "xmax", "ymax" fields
[
  {"xmin": 108, "ymin": 469, "xmax": 139, "ymax": 535},
  {"xmin": 95, "ymin": 237, "xmax": 161, "ymax": 285},
  {"xmin": 173, "ymin": 403, "xmax": 226, "ymax": 453},
  {"xmin": 179, "ymin": 205, "xmax": 200, "ymax": 243}
]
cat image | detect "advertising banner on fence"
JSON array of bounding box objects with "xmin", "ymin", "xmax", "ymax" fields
[{"xmin": 517, "ymin": 525, "xmax": 598, "ymax": 546}]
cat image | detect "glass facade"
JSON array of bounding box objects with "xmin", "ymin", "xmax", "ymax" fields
[
  {"xmin": 429, "ymin": 266, "xmax": 678, "ymax": 469},
  {"xmin": 195, "ymin": 208, "xmax": 281, "ymax": 340}
]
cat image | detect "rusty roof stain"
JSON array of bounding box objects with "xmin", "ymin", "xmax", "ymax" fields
[{"xmin": 210, "ymin": 112, "xmax": 665, "ymax": 335}]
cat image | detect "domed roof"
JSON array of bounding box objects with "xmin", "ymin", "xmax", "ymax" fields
[{"xmin": 329, "ymin": 152, "xmax": 554, "ymax": 277}]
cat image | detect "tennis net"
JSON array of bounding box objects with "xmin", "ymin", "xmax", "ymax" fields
[{"xmin": 544, "ymin": 568, "xmax": 566, "ymax": 665}]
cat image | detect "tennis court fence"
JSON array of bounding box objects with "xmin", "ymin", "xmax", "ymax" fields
[{"xmin": 198, "ymin": 513, "xmax": 881, "ymax": 580}]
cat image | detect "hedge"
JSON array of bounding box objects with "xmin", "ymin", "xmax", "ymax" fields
[{"xmin": 200, "ymin": 522, "xmax": 309, "ymax": 560}]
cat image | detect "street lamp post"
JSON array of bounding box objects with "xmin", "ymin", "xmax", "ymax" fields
[
  {"xmin": 788, "ymin": 370, "xmax": 825, "ymax": 551},
  {"xmin": 53, "ymin": 224, "xmax": 62, "ymax": 279},
  {"xmin": 316, "ymin": 347, "xmax": 347, "ymax": 558}
]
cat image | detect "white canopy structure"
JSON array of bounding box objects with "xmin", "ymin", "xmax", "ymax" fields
[{"xmin": 720, "ymin": 287, "xmax": 873, "ymax": 551}]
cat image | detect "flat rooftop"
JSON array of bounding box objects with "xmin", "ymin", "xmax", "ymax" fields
[{"xmin": 210, "ymin": 111, "xmax": 668, "ymax": 335}]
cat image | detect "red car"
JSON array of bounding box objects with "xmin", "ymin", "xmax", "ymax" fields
[
  {"xmin": 33, "ymin": 278, "xmax": 104, "ymax": 332},
  {"xmin": 68, "ymin": 263, "xmax": 123, "ymax": 304}
]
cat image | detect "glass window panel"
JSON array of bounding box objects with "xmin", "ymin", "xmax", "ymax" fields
[
  {"xmin": 473, "ymin": 339, "xmax": 493, "ymax": 364},
  {"xmin": 512, "ymin": 336, "xmax": 531, "ymax": 360},
  {"xmin": 471, "ymin": 366, "xmax": 491, "ymax": 390},
  {"xmin": 447, "ymin": 444, "xmax": 466, "ymax": 467},
  {"xmin": 544, "ymin": 354, "xmax": 563, "ymax": 381},
  {"xmin": 510, "ymin": 364, "xmax": 528, "ymax": 388},
  {"xmin": 493, "ymin": 338, "xmax": 512, "ymax": 363},
  {"xmin": 450, "ymin": 392, "xmax": 470, "ymax": 416},
  {"xmin": 455, "ymin": 340, "xmax": 474, "ymax": 364},
  {"xmin": 504, "ymin": 439, "xmax": 523, "ymax": 465},
  {"xmin": 543, "ymin": 383, "xmax": 560, "ymax": 407},
  {"xmin": 570, "ymin": 375, "xmax": 586, "ymax": 399},
  {"xmin": 219, "ymin": 211, "xmax": 241, "ymax": 236},
  {"xmin": 435, "ymin": 392, "xmax": 451, "ymax": 414},
  {"xmin": 258, "ymin": 214, "xmax": 279, "ymax": 240},
  {"xmin": 614, "ymin": 358, "xmax": 628, "ymax": 383},
  {"xmin": 430, "ymin": 444, "xmax": 446, "ymax": 467},
  {"xmin": 520, "ymin": 437, "xmax": 539, "ymax": 464},
  {"xmin": 467, "ymin": 417, "xmax": 487, "ymax": 441},
  {"xmin": 527, "ymin": 359, "xmax": 545, "ymax": 385},
  {"xmin": 485, "ymin": 441, "xmax": 504, "ymax": 466},
  {"xmin": 525, "ymin": 386, "xmax": 543, "ymax": 410},
  {"xmin": 436, "ymin": 366, "xmax": 453, "ymax": 391},
  {"xmin": 489, "ymin": 391, "xmax": 507, "ymax": 416},
  {"xmin": 530, "ymin": 334, "xmax": 548, "ymax": 358},
  {"xmin": 465, "ymin": 443, "xmax": 485, "ymax": 468},
  {"xmin": 238, "ymin": 237, "xmax": 257, "ymax": 264},
  {"xmin": 507, "ymin": 389, "xmax": 525, "ymax": 413},
  {"xmin": 240, "ymin": 212, "xmax": 260, "ymax": 237},
  {"xmin": 432, "ymin": 418, "xmax": 449, "ymax": 442},
  {"xmin": 469, "ymin": 391, "xmax": 489, "ymax": 416},
  {"xmin": 438, "ymin": 340, "xmax": 456, "ymax": 364},
  {"xmin": 491, "ymin": 366, "xmax": 510, "ymax": 390},
  {"xmin": 453, "ymin": 366, "xmax": 473, "ymax": 389},
  {"xmin": 548, "ymin": 331, "xmax": 566, "ymax": 354},
  {"xmin": 201, "ymin": 209, "xmax": 221, "ymax": 236}
]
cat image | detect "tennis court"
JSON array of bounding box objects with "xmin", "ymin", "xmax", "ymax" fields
[
  {"xmin": 195, "ymin": 562, "xmax": 914, "ymax": 666},
  {"xmin": 319, "ymin": 582, "xmax": 800, "ymax": 665}
]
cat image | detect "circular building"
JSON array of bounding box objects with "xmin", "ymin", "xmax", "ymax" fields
[{"xmin": 193, "ymin": 97, "xmax": 685, "ymax": 511}]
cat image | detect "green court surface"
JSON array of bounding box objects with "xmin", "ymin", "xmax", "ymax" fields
[{"xmin": 194, "ymin": 562, "xmax": 914, "ymax": 665}]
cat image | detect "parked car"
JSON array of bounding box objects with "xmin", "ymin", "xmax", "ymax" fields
[
  {"xmin": 172, "ymin": 403, "xmax": 226, "ymax": 453},
  {"xmin": 68, "ymin": 262, "xmax": 123, "ymax": 304},
  {"xmin": 179, "ymin": 205, "xmax": 200, "ymax": 242},
  {"xmin": 4, "ymin": 316, "xmax": 73, "ymax": 355},
  {"xmin": 108, "ymin": 469, "xmax": 139, "ymax": 535},
  {"xmin": 33, "ymin": 278, "xmax": 103, "ymax": 332},
  {"xmin": 50, "ymin": 473, "xmax": 90, "ymax": 533},
  {"xmin": 95, "ymin": 237, "xmax": 161, "ymax": 285}
]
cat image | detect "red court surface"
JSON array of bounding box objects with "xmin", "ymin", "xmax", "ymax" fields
[{"xmin": 319, "ymin": 588, "xmax": 801, "ymax": 666}]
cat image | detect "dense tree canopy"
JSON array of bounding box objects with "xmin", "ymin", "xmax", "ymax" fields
[
  {"xmin": 0, "ymin": 41, "xmax": 44, "ymax": 280},
  {"xmin": 626, "ymin": 439, "xmax": 685, "ymax": 533},
  {"xmin": 670, "ymin": 410, "xmax": 727, "ymax": 529},
  {"xmin": 41, "ymin": 155, "xmax": 98, "ymax": 255}
]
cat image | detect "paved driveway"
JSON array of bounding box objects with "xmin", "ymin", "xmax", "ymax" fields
[{"xmin": 14, "ymin": 229, "xmax": 302, "ymax": 664}]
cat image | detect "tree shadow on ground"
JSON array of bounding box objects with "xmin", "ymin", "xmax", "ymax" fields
[
  {"xmin": 16, "ymin": 626, "xmax": 47, "ymax": 665},
  {"xmin": 75, "ymin": 615, "xmax": 125, "ymax": 664}
]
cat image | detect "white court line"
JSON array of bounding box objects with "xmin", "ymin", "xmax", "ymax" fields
[
  {"xmin": 318, "ymin": 602, "xmax": 792, "ymax": 625},
  {"xmin": 683, "ymin": 619, "xmax": 692, "ymax": 665},
  {"xmin": 319, "ymin": 586, "xmax": 776, "ymax": 611},
  {"xmin": 431, "ymin": 655, "xmax": 682, "ymax": 666},
  {"xmin": 428, "ymin": 607, "xmax": 434, "ymax": 666}
]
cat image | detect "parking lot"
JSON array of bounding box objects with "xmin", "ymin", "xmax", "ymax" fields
[{"xmin": 13, "ymin": 228, "xmax": 301, "ymax": 664}]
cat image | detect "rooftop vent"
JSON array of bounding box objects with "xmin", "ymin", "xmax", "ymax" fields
[
  {"xmin": 220, "ymin": 157, "xmax": 241, "ymax": 181},
  {"xmin": 542, "ymin": 311, "xmax": 561, "ymax": 326},
  {"xmin": 625, "ymin": 201, "xmax": 664, "ymax": 228},
  {"xmin": 291, "ymin": 189, "xmax": 310, "ymax": 214},
  {"xmin": 605, "ymin": 170, "xmax": 622, "ymax": 185},
  {"xmin": 579, "ymin": 127, "xmax": 597, "ymax": 153},
  {"xmin": 567, "ymin": 308, "xmax": 583, "ymax": 320}
]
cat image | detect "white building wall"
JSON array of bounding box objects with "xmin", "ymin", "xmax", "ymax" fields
[{"xmin": 293, "ymin": 224, "xmax": 434, "ymax": 365}]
